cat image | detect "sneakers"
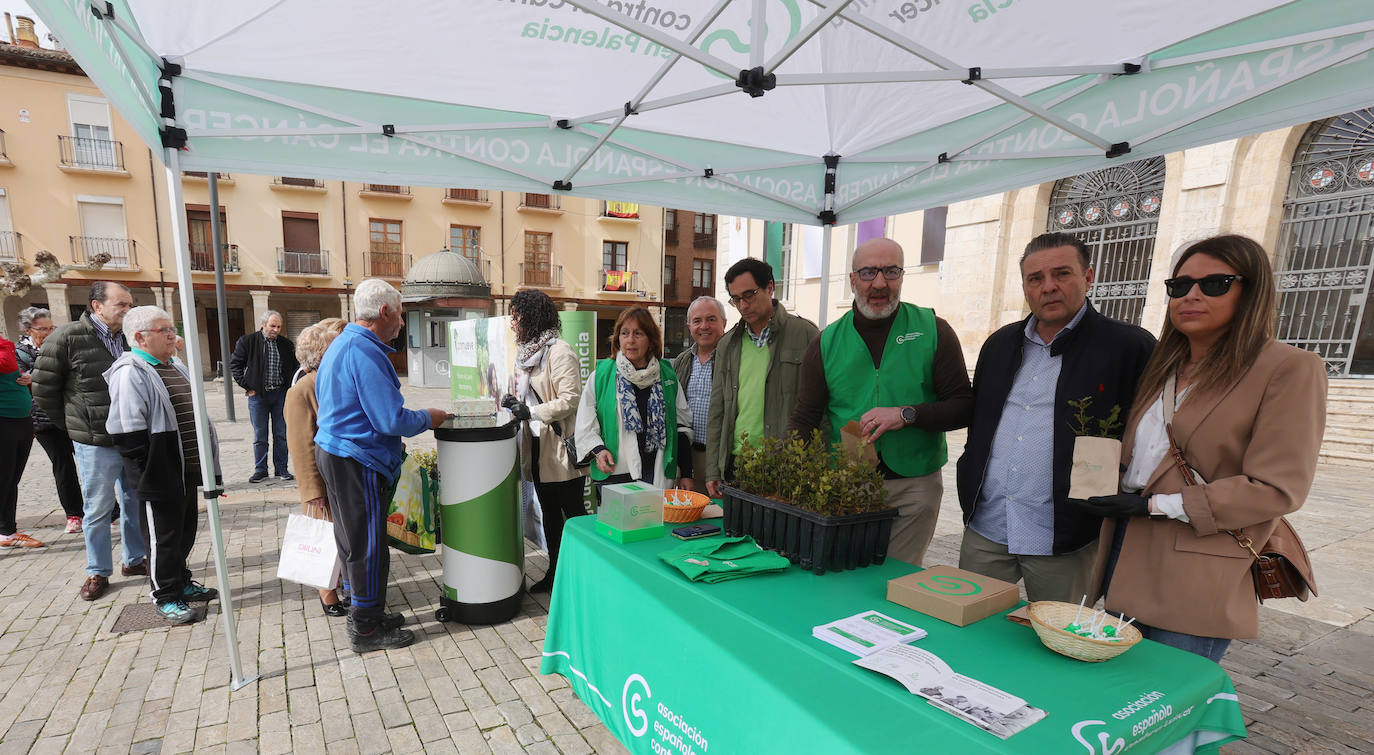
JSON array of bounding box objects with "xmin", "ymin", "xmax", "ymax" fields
[
  {"xmin": 121, "ymin": 561, "xmax": 148, "ymax": 577},
  {"xmin": 277, "ymin": 472, "xmax": 296, "ymax": 481},
  {"xmin": 249, "ymin": 471, "xmax": 269, "ymax": 483},
  {"xmin": 155, "ymin": 600, "xmax": 197, "ymax": 625},
  {"xmin": 65, "ymin": 517, "xmax": 83, "ymax": 534},
  {"xmin": 0, "ymin": 533, "xmax": 45, "ymax": 548},
  {"xmin": 79, "ymin": 575, "xmax": 109, "ymax": 601},
  {"xmin": 183, "ymin": 581, "xmax": 219, "ymax": 602},
  {"xmin": 381, "ymin": 612, "xmax": 405, "ymax": 630},
  {"xmin": 349, "ymin": 623, "xmax": 415, "ymax": 654}
]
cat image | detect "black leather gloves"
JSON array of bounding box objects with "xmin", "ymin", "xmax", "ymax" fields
[
  {"xmin": 501, "ymin": 394, "xmax": 532, "ymax": 421},
  {"xmin": 1064, "ymin": 493, "xmax": 1149, "ymax": 519}
]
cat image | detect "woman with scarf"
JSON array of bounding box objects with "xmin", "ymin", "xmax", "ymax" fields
[
  {"xmin": 16, "ymin": 307, "xmax": 84, "ymax": 534},
  {"xmin": 500, "ymin": 291, "xmax": 590, "ymax": 593},
  {"xmin": 575, "ymin": 306, "xmax": 694, "ymax": 501}
]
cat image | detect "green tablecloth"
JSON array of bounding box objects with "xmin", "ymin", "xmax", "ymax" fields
[{"xmin": 540, "ymin": 518, "xmax": 1246, "ymax": 754}]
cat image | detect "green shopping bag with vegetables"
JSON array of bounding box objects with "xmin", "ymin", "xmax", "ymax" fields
[{"xmin": 386, "ymin": 450, "xmax": 440, "ymax": 554}]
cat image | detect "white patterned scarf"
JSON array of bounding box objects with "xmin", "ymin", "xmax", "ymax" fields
[{"xmin": 615, "ymin": 353, "xmax": 666, "ymax": 451}]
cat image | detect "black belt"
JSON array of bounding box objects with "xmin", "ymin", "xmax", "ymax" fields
[{"xmin": 692, "ymin": 442, "xmax": 707, "ymax": 452}]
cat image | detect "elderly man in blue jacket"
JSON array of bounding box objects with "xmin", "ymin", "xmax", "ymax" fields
[{"xmin": 315, "ymin": 279, "xmax": 448, "ymax": 653}]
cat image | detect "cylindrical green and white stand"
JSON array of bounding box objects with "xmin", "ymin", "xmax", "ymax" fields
[{"xmin": 434, "ymin": 418, "xmax": 523, "ymax": 624}]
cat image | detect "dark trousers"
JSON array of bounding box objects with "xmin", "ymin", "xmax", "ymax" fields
[
  {"xmin": 248, "ymin": 388, "xmax": 289, "ymax": 475},
  {"xmin": 0, "ymin": 417, "xmax": 34, "ymax": 536},
  {"xmin": 35, "ymin": 426, "xmax": 85, "ymax": 518},
  {"xmin": 534, "ymin": 478, "xmax": 589, "ymax": 574},
  {"xmin": 317, "ymin": 448, "xmax": 390, "ymax": 628},
  {"xmin": 140, "ymin": 478, "xmax": 199, "ymax": 604}
]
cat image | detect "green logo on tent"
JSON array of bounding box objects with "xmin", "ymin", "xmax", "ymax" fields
[
  {"xmin": 700, "ymin": 0, "xmax": 803, "ymax": 78},
  {"xmin": 917, "ymin": 575, "xmax": 982, "ymax": 596}
]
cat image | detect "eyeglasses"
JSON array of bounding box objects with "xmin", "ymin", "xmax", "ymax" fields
[
  {"xmin": 29, "ymin": 326, "xmax": 54, "ymax": 334},
  {"xmin": 142, "ymin": 327, "xmax": 178, "ymax": 336},
  {"xmin": 1164, "ymin": 274, "xmax": 1243, "ymax": 298},
  {"xmin": 728, "ymin": 287, "xmax": 763, "ymax": 307},
  {"xmin": 854, "ymin": 266, "xmax": 903, "ymax": 281}
]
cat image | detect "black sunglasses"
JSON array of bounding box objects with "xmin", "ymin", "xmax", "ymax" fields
[{"xmin": 1164, "ymin": 274, "xmax": 1243, "ymax": 298}]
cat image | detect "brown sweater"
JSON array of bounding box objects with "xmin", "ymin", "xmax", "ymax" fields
[
  {"xmin": 787, "ymin": 307, "xmax": 974, "ymax": 455},
  {"xmin": 285, "ymin": 372, "xmax": 327, "ymax": 504}
]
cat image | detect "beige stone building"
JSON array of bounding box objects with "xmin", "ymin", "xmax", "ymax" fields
[{"xmin": 1, "ymin": 31, "xmax": 670, "ymax": 378}]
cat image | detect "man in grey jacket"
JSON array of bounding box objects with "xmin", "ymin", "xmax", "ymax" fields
[
  {"xmin": 672, "ymin": 296, "xmax": 726, "ymax": 493},
  {"xmin": 32, "ymin": 282, "xmax": 148, "ymax": 602},
  {"xmin": 105, "ymin": 306, "xmax": 221, "ymax": 624}
]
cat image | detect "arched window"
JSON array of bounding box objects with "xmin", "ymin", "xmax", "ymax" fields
[
  {"xmin": 1277, "ymin": 109, "xmax": 1374, "ymax": 377},
  {"xmin": 1046, "ymin": 157, "xmax": 1166, "ymax": 325}
]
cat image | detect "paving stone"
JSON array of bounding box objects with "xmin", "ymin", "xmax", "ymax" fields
[{"xmin": 449, "ymin": 726, "xmax": 494, "ymax": 754}]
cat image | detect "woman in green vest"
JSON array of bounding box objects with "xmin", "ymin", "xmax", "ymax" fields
[{"xmin": 573, "ymin": 306, "xmax": 694, "ymax": 492}]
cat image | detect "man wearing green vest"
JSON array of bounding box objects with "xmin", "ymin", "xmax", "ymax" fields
[
  {"xmin": 789, "ymin": 238, "xmax": 973, "ymax": 566},
  {"xmin": 704, "ymin": 259, "xmax": 819, "ymax": 499}
]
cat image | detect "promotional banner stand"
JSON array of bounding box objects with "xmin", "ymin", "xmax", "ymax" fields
[{"xmin": 434, "ymin": 418, "xmax": 525, "ymax": 625}]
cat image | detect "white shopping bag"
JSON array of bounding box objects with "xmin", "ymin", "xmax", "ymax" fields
[{"xmin": 277, "ymin": 514, "xmax": 341, "ymax": 589}]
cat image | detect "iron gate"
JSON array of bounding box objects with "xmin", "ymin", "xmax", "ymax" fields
[
  {"xmin": 1277, "ymin": 109, "xmax": 1374, "ymax": 377},
  {"xmin": 1047, "ymin": 157, "xmax": 1166, "ymax": 325}
]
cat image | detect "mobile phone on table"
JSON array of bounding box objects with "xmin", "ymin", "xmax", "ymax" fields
[{"xmin": 672, "ymin": 524, "xmax": 722, "ymax": 540}]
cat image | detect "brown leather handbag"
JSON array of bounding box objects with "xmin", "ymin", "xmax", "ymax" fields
[{"xmin": 1162, "ymin": 375, "xmax": 1317, "ymax": 603}]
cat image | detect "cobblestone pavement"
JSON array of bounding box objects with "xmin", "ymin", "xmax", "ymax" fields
[{"xmin": 0, "ymin": 381, "xmax": 1369, "ymax": 754}]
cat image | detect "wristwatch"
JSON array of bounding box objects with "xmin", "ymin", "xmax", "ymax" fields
[{"xmin": 900, "ymin": 405, "xmax": 917, "ymax": 425}]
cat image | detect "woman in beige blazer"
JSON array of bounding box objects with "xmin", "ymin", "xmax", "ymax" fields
[
  {"xmin": 285, "ymin": 318, "xmax": 349, "ymax": 615},
  {"xmin": 500, "ymin": 291, "xmax": 589, "ymax": 593},
  {"xmin": 1071, "ymin": 235, "xmax": 1326, "ymax": 661}
]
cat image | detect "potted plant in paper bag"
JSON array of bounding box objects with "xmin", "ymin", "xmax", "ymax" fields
[
  {"xmin": 722, "ymin": 430, "xmax": 894, "ymax": 575},
  {"xmin": 1066, "ymin": 396, "xmax": 1126, "ymax": 500}
]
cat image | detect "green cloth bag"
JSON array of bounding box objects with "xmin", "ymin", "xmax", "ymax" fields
[{"xmin": 658, "ymin": 535, "xmax": 791, "ymax": 583}]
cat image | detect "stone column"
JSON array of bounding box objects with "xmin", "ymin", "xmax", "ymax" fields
[
  {"xmin": 250, "ymin": 290, "xmax": 272, "ymax": 330},
  {"xmin": 338, "ymin": 292, "xmax": 352, "ymax": 321},
  {"xmin": 562, "ymin": 302, "xmax": 578, "ymax": 311},
  {"xmin": 153, "ymin": 286, "xmax": 177, "ymax": 325},
  {"xmin": 43, "ymin": 283, "xmax": 71, "ymax": 325}
]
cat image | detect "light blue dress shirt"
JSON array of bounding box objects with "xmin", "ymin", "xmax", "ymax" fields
[{"xmin": 969, "ymin": 302, "xmax": 1088, "ymax": 555}]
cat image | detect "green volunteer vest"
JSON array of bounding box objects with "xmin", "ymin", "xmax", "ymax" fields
[
  {"xmin": 820, "ymin": 303, "xmax": 946, "ymax": 477},
  {"xmin": 592, "ymin": 359, "xmax": 679, "ymax": 482}
]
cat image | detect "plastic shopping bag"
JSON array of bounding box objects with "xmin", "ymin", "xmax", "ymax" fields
[
  {"xmin": 387, "ymin": 454, "xmax": 439, "ymax": 554},
  {"xmin": 277, "ymin": 513, "xmax": 341, "ymax": 589}
]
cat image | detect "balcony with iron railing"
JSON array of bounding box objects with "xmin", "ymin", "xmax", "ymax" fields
[
  {"xmin": 58, "ymin": 135, "xmax": 127, "ymax": 173},
  {"xmin": 521, "ymin": 263, "xmax": 563, "ymax": 288},
  {"xmin": 189, "ymin": 241, "xmax": 240, "ymax": 273},
  {"xmin": 182, "ymin": 171, "xmax": 234, "ymax": 184},
  {"xmin": 276, "ymin": 247, "xmax": 330, "ymax": 276},
  {"xmin": 693, "ymin": 232, "xmax": 717, "ymax": 250},
  {"xmin": 361, "ymin": 184, "xmax": 412, "ymax": 198},
  {"xmin": 444, "ymin": 188, "xmax": 490, "ymax": 204},
  {"xmin": 519, "ymin": 193, "xmax": 561, "ymax": 212},
  {"xmin": 365, "ymin": 250, "xmax": 411, "ymax": 278},
  {"xmin": 0, "ymin": 231, "xmax": 23, "ymax": 263},
  {"xmin": 600, "ymin": 270, "xmax": 639, "ymax": 293},
  {"xmin": 71, "ymin": 236, "xmax": 137, "ymax": 269},
  {"xmin": 271, "ymin": 176, "xmax": 325, "ymax": 190},
  {"xmin": 0, "ymin": 129, "xmax": 9, "ymax": 165},
  {"xmin": 601, "ymin": 201, "xmax": 640, "ymax": 221}
]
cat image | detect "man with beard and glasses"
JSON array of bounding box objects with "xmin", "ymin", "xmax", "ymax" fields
[{"xmin": 788, "ymin": 238, "xmax": 972, "ymax": 566}]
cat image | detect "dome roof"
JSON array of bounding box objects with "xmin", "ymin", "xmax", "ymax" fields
[
  {"xmin": 401, "ymin": 249, "xmax": 491, "ymax": 302},
  {"xmin": 404, "ymin": 249, "xmax": 485, "ymax": 286}
]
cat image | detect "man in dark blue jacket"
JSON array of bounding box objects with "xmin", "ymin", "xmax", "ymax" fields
[
  {"xmin": 956, "ymin": 233, "xmax": 1155, "ymax": 603},
  {"xmin": 315, "ymin": 279, "xmax": 447, "ymax": 653}
]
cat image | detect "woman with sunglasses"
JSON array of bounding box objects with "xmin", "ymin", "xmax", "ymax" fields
[{"xmin": 1074, "ymin": 234, "xmax": 1326, "ymax": 661}]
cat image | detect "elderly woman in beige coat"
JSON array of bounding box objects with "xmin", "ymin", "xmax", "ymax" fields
[
  {"xmin": 285, "ymin": 317, "xmax": 349, "ymax": 615},
  {"xmin": 1071, "ymin": 235, "xmax": 1326, "ymax": 662},
  {"xmin": 500, "ymin": 290, "xmax": 588, "ymax": 593}
]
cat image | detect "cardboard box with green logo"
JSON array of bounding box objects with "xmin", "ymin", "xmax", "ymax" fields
[
  {"xmin": 886, "ymin": 565, "xmax": 1020, "ymax": 627},
  {"xmin": 595, "ymin": 482, "xmax": 665, "ymax": 543}
]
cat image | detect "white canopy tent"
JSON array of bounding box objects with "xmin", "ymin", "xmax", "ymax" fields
[{"xmin": 28, "ymin": 0, "xmax": 1374, "ymax": 687}]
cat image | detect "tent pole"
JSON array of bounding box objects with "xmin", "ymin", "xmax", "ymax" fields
[
  {"xmin": 818, "ymin": 225, "xmax": 833, "ymax": 328},
  {"xmin": 208, "ymin": 172, "xmax": 235, "ymax": 422},
  {"xmin": 162, "ymin": 146, "xmax": 256, "ymax": 691}
]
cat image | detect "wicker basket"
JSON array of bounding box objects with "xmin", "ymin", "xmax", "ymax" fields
[
  {"xmin": 1027, "ymin": 601, "xmax": 1143, "ymax": 663},
  {"xmin": 663, "ymin": 489, "xmax": 710, "ymax": 523}
]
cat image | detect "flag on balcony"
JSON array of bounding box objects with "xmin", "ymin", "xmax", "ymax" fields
[
  {"xmin": 606, "ymin": 202, "xmax": 639, "ymax": 219},
  {"xmin": 604, "ymin": 270, "xmax": 631, "ymax": 291}
]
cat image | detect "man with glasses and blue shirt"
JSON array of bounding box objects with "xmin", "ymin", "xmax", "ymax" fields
[
  {"xmin": 956, "ymin": 232, "xmax": 1155, "ymax": 602},
  {"xmin": 789, "ymin": 238, "xmax": 972, "ymax": 566},
  {"xmin": 704, "ymin": 258, "xmax": 818, "ymax": 499}
]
